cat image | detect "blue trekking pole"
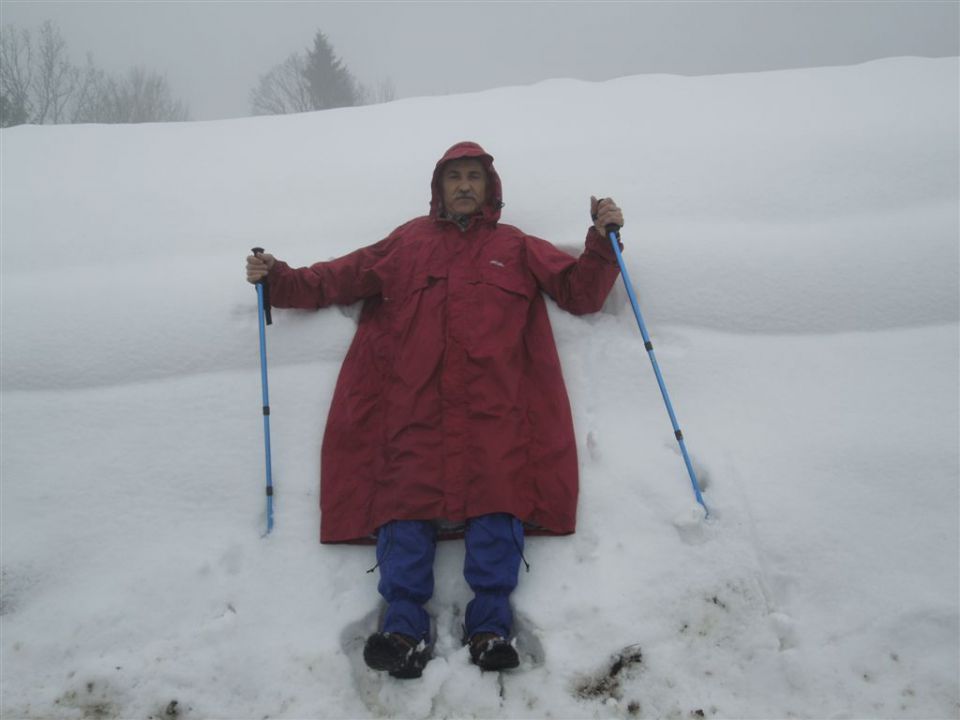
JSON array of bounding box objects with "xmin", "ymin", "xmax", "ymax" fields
[
  {"xmin": 252, "ymin": 247, "xmax": 275, "ymax": 534},
  {"xmin": 605, "ymin": 225, "xmax": 708, "ymax": 515}
]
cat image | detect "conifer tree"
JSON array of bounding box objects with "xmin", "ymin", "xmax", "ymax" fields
[{"xmin": 303, "ymin": 31, "xmax": 358, "ymax": 110}]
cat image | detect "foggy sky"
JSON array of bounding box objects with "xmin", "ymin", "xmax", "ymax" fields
[{"xmin": 1, "ymin": 1, "xmax": 957, "ymax": 121}]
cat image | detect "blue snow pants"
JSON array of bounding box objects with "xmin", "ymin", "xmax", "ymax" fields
[{"xmin": 375, "ymin": 513, "xmax": 524, "ymax": 643}]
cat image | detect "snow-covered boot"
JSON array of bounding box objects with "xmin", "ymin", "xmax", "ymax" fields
[
  {"xmin": 468, "ymin": 632, "xmax": 520, "ymax": 671},
  {"xmin": 363, "ymin": 632, "xmax": 430, "ymax": 679}
]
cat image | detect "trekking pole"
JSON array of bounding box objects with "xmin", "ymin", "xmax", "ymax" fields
[
  {"xmin": 252, "ymin": 247, "xmax": 275, "ymax": 534},
  {"xmin": 605, "ymin": 225, "xmax": 708, "ymax": 515}
]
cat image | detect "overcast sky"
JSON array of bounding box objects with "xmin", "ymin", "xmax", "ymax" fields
[{"xmin": 1, "ymin": 1, "xmax": 957, "ymax": 121}]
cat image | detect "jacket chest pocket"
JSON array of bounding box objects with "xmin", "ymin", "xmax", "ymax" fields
[
  {"xmin": 458, "ymin": 267, "xmax": 535, "ymax": 354},
  {"xmin": 477, "ymin": 265, "xmax": 533, "ymax": 298}
]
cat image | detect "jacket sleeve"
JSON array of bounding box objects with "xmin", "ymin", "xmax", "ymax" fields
[
  {"xmin": 265, "ymin": 235, "xmax": 396, "ymax": 309},
  {"xmin": 524, "ymin": 226, "xmax": 622, "ymax": 315}
]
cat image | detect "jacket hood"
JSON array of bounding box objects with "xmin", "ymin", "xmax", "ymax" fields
[{"xmin": 430, "ymin": 141, "xmax": 503, "ymax": 225}]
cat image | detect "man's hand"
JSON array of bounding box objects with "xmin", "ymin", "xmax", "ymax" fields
[
  {"xmin": 591, "ymin": 196, "xmax": 625, "ymax": 237},
  {"xmin": 246, "ymin": 252, "xmax": 276, "ymax": 284}
]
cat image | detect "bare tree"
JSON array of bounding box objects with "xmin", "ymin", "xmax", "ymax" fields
[
  {"xmin": 0, "ymin": 24, "xmax": 34, "ymax": 126},
  {"xmin": 2, "ymin": 20, "xmax": 189, "ymax": 125},
  {"xmin": 118, "ymin": 66, "xmax": 189, "ymax": 123},
  {"xmin": 70, "ymin": 53, "xmax": 107, "ymax": 123},
  {"xmin": 34, "ymin": 20, "xmax": 76, "ymax": 124},
  {"xmin": 250, "ymin": 52, "xmax": 313, "ymax": 115},
  {"xmin": 370, "ymin": 77, "xmax": 396, "ymax": 105},
  {"xmin": 73, "ymin": 65, "xmax": 189, "ymax": 124}
]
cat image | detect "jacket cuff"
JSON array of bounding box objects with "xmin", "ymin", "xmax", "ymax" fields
[
  {"xmin": 267, "ymin": 259, "xmax": 290, "ymax": 281},
  {"xmin": 585, "ymin": 226, "xmax": 623, "ymax": 264}
]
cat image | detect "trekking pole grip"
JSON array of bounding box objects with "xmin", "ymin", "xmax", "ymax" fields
[{"xmin": 251, "ymin": 247, "xmax": 272, "ymax": 325}]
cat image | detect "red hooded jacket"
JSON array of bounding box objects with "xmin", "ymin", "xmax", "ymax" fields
[{"xmin": 266, "ymin": 142, "xmax": 622, "ymax": 543}]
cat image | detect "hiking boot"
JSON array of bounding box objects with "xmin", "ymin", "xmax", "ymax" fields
[
  {"xmin": 468, "ymin": 632, "xmax": 520, "ymax": 671},
  {"xmin": 363, "ymin": 632, "xmax": 430, "ymax": 679}
]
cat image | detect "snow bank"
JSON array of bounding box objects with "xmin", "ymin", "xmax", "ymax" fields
[{"xmin": 1, "ymin": 58, "xmax": 957, "ymax": 391}]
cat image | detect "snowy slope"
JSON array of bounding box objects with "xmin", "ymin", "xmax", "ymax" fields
[{"xmin": 1, "ymin": 58, "xmax": 958, "ymax": 719}]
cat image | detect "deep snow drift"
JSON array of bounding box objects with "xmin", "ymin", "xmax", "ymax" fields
[{"xmin": 1, "ymin": 58, "xmax": 958, "ymax": 719}]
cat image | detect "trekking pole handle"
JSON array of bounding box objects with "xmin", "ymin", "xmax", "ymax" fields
[
  {"xmin": 251, "ymin": 247, "xmax": 272, "ymax": 325},
  {"xmin": 252, "ymin": 246, "xmax": 268, "ymax": 284}
]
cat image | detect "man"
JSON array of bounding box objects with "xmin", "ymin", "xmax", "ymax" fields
[{"xmin": 246, "ymin": 141, "xmax": 624, "ymax": 678}]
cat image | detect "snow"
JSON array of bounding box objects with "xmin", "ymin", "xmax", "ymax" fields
[{"xmin": 2, "ymin": 57, "xmax": 958, "ymax": 719}]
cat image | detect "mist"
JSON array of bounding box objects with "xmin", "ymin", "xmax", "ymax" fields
[{"xmin": 1, "ymin": 0, "xmax": 957, "ymax": 121}]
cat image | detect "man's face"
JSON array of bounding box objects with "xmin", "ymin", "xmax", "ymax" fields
[{"xmin": 441, "ymin": 158, "xmax": 487, "ymax": 216}]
